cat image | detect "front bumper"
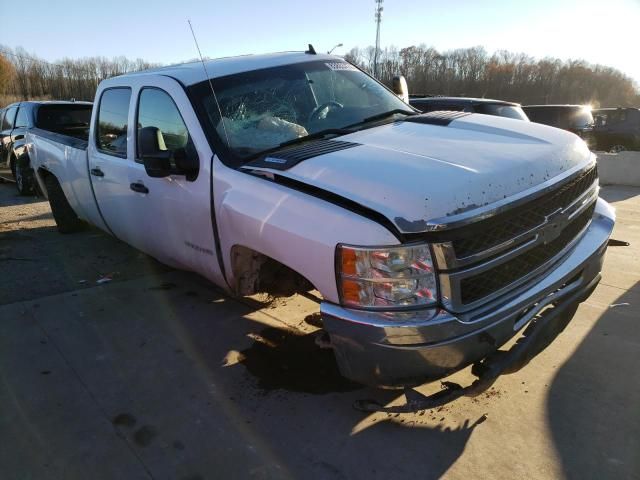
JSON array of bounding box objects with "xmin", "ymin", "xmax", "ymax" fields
[{"xmin": 322, "ymin": 197, "xmax": 615, "ymax": 387}]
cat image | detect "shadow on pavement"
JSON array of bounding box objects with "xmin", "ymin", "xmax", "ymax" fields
[
  {"xmin": 346, "ymin": 415, "xmax": 484, "ymax": 479},
  {"xmin": 0, "ymin": 224, "xmax": 171, "ymax": 305},
  {"xmin": 547, "ymin": 283, "xmax": 640, "ymax": 479}
]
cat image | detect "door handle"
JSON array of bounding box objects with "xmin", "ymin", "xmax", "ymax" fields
[
  {"xmin": 90, "ymin": 167, "xmax": 104, "ymax": 177},
  {"xmin": 130, "ymin": 182, "xmax": 149, "ymax": 194}
]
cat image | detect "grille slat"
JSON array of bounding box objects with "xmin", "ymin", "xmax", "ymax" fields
[
  {"xmin": 452, "ymin": 165, "xmax": 598, "ymax": 259},
  {"xmin": 459, "ymin": 203, "xmax": 595, "ymax": 305},
  {"xmin": 437, "ymin": 164, "xmax": 599, "ymax": 309}
]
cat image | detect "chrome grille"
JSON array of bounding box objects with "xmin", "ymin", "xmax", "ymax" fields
[
  {"xmin": 433, "ymin": 163, "xmax": 599, "ymax": 312},
  {"xmin": 453, "ymin": 165, "xmax": 597, "ymax": 259},
  {"xmin": 459, "ymin": 203, "xmax": 595, "ymax": 304}
]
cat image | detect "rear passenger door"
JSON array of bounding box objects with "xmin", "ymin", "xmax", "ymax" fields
[{"xmin": 87, "ymin": 87, "xmax": 147, "ymax": 248}]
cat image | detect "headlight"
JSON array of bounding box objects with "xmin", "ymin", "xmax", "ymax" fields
[{"xmin": 336, "ymin": 243, "xmax": 437, "ymax": 309}]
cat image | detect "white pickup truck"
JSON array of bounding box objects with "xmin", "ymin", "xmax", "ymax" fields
[{"xmin": 26, "ymin": 52, "xmax": 615, "ymax": 399}]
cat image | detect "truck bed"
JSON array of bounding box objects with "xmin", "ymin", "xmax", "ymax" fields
[{"xmin": 29, "ymin": 127, "xmax": 89, "ymax": 150}]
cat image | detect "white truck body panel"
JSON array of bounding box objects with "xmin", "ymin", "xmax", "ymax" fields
[
  {"xmin": 267, "ymin": 115, "xmax": 592, "ymax": 233},
  {"xmin": 214, "ymin": 161, "xmax": 398, "ymax": 301},
  {"xmin": 87, "ymin": 75, "xmax": 225, "ymax": 285},
  {"xmin": 28, "ymin": 132, "xmax": 107, "ymax": 230}
]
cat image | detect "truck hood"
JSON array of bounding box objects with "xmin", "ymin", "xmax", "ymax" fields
[{"xmin": 255, "ymin": 114, "xmax": 593, "ymax": 234}]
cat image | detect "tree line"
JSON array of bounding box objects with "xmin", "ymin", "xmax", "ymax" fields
[
  {"xmin": 1, "ymin": 44, "xmax": 638, "ymax": 108},
  {"xmin": 0, "ymin": 45, "xmax": 158, "ymax": 106},
  {"xmin": 345, "ymin": 45, "xmax": 640, "ymax": 107}
]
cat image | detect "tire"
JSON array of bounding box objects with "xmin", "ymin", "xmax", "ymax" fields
[
  {"xmin": 15, "ymin": 156, "xmax": 35, "ymax": 195},
  {"xmin": 44, "ymin": 174, "xmax": 83, "ymax": 233},
  {"xmin": 609, "ymin": 144, "xmax": 627, "ymax": 153}
]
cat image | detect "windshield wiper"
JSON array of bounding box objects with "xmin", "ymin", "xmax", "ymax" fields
[{"xmin": 360, "ymin": 108, "xmax": 418, "ymax": 124}]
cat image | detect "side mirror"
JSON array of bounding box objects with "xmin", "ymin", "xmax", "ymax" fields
[
  {"xmin": 138, "ymin": 126, "xmax": 171, "ymax": 178},
  {"xmin": 392, "ymin": 75, "xmax": 409, "ymax": 104},
  {"xmin": 173, "ymin": 142, "xmax": 199, "ymax": 181}
]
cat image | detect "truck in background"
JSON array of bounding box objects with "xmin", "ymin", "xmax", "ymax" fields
[{"xmin": 0, "ymin": 101, "xmax": 92, "ymax": 194}]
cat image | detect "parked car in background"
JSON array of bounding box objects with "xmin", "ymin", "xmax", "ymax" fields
[
  {"xmin": 409, "ymin": 96, "xmax": 529, "ymax": 120},
  {"xmin": 523, "ymin": 105, "xmax": 595, "ymax": 148},
  {"xmin": 0, "ymin": 101, "xmax": 92, "ymax": 194},
  {"xmin": 592, "ymin": 107, "xmax": 640, "ymax": 152},
  {"xmin": 27, "ymin": 52, "xmax": 613, "ymax": 392}
]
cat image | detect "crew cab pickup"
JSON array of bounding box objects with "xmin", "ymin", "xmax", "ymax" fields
[{"xmin": 27, "ymin": 52, "xmax": 615, "ymax": 391}]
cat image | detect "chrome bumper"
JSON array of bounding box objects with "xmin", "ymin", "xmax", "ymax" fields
[{"xmin": 322, "ymin": 198, "xmax": 615, "ymax": 387}]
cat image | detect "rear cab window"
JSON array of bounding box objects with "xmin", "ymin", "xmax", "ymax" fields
[
  {"xmin": 36, "ymin": 104, "xmax": 92, "ymax": 140},
  {"xmin": 96, "ymin": 88, "xmax": 132, "ymax": 157},
  {"xmin": 476, "ymin": 104, "xmax": 528, "ymax": 120},
  {"xmin": 525, "ymin": 108, "xmax": 558, "ymax": 125}
]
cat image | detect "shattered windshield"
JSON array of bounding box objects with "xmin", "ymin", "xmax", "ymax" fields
[{"xmin": 188, "ymin": 60, "xmax": 412, "ymax": 164}]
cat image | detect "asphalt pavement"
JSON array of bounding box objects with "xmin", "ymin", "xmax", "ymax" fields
[{"xmin": 0, "ymin": 174, "xmax": 638, "ymax": 480}]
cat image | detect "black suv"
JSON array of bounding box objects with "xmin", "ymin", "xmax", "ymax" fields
[
  {"xmin": 592, "ymin": 107, "xmax": 640, "ymax": 152},
  {"xmin": 522, "ymin": 105, "xmax": 595, "ymax": 148},
  {"xmin": 409, "ymin": 96, "xmax": 529, "ymax": 121}
]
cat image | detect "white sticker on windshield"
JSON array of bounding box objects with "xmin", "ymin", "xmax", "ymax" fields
[{"xmin": 325, "ymin": 62, "xmax": 357, "ymax": 71}]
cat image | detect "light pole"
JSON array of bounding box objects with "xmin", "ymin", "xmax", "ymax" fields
[
  {"xmin": 328, "ymin": 43, "xmax": 343, "ymax": 55},
  {"xmin": 374, "ymin": 0, "xmax": 383, "ymax": 77}
]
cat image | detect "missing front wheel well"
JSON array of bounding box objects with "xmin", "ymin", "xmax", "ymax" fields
[{"xmin": 231, "ymin": 245, "xmax": 314, "ymax": 297}]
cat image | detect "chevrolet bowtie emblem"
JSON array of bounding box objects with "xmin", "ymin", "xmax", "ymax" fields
[{"xmin": 539, "ymin": 209, "xmax": 568, "ymax": 244}]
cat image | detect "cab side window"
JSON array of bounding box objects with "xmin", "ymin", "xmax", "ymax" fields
[
  {"xmin": 136, "ymin": 88, "xmax": 191, "ymax": 157},
  {"xmin": 96, "ymin": 88, "xmax": 131, "ymax": 157}
]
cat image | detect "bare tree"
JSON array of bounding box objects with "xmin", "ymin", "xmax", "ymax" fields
[
  {"xmin": 0, "ymin": 45, "xmax": 159, "ymax": 105},
  {"xmin": 347, "ymin": 44, "xmax": 640, "ymax": 107}
]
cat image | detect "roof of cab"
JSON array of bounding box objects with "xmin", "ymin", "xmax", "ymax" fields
[{"xmin": 113, "ymin": 51, "xmax": 338, "ymax": 87}]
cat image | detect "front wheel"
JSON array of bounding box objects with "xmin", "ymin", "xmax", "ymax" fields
[
  {"xmin": 44, "ymin": 174, "xmax": 84, "ymax": 233},
  {"xmin": 15, "ymin": 157, "xmax": 34, "ymax": 195}
]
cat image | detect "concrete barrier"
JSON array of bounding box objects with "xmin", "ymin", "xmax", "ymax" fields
[{"xmin": 594, "ymin": 151, "xmax": 640, "ymax": 187}]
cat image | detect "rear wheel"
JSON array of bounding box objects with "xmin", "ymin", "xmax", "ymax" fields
[
  {"xmin": 609, "ymin": 144, "xmax": 627, "ymax": 153},
  {"xmin": 44, "ymin": 174, "xmax": 84, "ymax": 233},
  {"xmin": 15, "ymin": 156, "xmax": 34, "ymax": 195}
]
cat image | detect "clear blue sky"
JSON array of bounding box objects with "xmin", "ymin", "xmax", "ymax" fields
[{"xmin": 5, "ymin": 0, "xmax": 640, "ymax": 83}]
